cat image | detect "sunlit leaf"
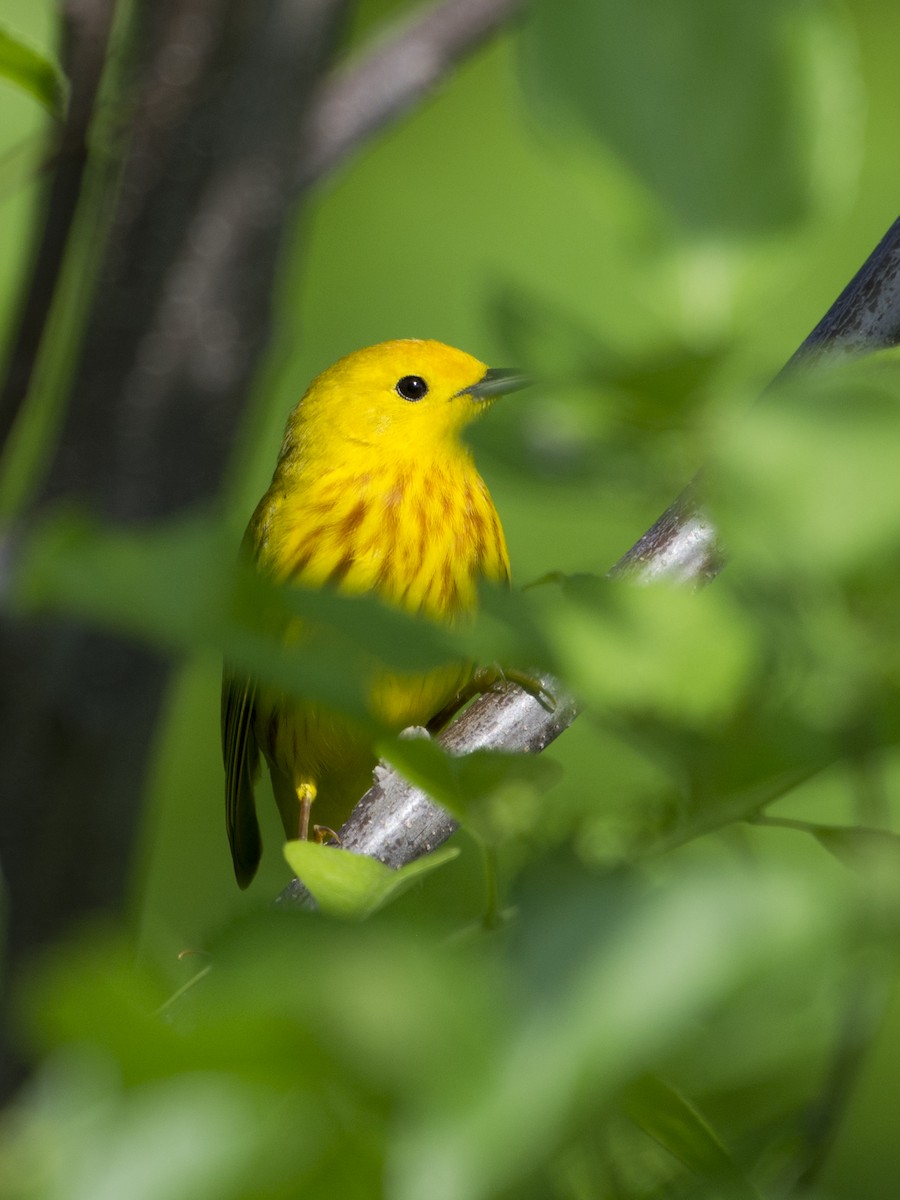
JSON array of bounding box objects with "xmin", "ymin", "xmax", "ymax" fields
[{"xmin": 283, "ymin": 841, "xmax": 459, "ymax": 919}]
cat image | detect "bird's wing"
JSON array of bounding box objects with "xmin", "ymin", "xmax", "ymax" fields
[{"xmin": 221, "ymin": 671, "xmax": 262, "ymax": 888}]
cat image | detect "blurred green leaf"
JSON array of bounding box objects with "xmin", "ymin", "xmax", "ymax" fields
[
  {"xmin": 0, "ymin": 25, "xmax": 67, "ymax": 118},
  {"xmin": 378, "ymin": 735, "xmax": 562, "ymax": 843},
  {"xmin": 3, "ymin": 846, "xmax": 877, "ymax": 1200},
  {"xmin": 810, "ymin": 823, "xmax": 900, "ymax": 872},
  {"xmin": 753, "ymin": 814, "xmax": 900, "ymax": 878},
  {"xmin": 621, "ymin": 1075, "xmax": 763, "ymax": 1198},
  {"xmin": 492, "ymin": 285, "xmax": 619, "ymax": 387},
  {"xmin": 710, "ymin": 353, "xmax": 900, "ymax": 738},
  {"xmin": 547, "ymin": 573, "xmax": 754, "ymax": 724},
  {"xmin": 716, "ymin": 354, "xmax": 900, "ymax": 576},
  {"xmin": 13, "ymin": 508, "xmax": 468, "ymax": 720},
  {"xmin": 283, "ymin": 841, "xmax": 459, "ymax": 918},
  {"xmin": 15, "ymin": 933, "xmax": 188, "ymax": 1087},
  {"xmin": 0, "ymin": 1051, "xmax": 314, "ymax": 1200},
  {"xmin": 193, "ymin": 911, "xmax": 508, "ymax": 1108},
  {"xmin": 13, "ymin": 509, "xmax": 232, "ymax": 649},
  {"xmin": 521, "ymin": 0, "xmax": 860, "ymax": 234},
  {"xmin": 392, "ymin": 858, "xmax": 850, "ymax": 1200},
  {"xmin": 485, "ymin": 285, "xmax": 719, "ymax": 488}
]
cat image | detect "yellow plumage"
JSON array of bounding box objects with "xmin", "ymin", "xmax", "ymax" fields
[{"xmin": 222, "ymin": 338, "xmax": 524, "ymax": 886}]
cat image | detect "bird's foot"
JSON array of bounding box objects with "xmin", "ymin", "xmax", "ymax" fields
[{"xmin": 296, "ymin": 780, "xmax": 318, "ymax": 840}]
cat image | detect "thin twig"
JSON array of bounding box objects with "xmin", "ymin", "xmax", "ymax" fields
[{"xmin": 297, "ymin": 0, "xmax": 522, "ymax": 188}]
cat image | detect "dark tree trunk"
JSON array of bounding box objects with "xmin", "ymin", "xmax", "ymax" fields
[{"xmin": 0, "ymin": 0, "xmax": 351, "ymax": 1096}]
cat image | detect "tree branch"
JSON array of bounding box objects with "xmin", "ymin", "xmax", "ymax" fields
[
  {"xmin": 277, "ymin": 670, "xmax": 576, "ymax": 907},
  {"xmin": 278, "ymin": 214, "xmax": 900, "ymax": 907},
  {"xmin": 297, "ymin": 0, "xmax": 523, "ymax": 189}
]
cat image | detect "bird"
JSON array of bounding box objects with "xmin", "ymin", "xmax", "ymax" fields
[{"xmin": 222, "ymin": 338, "xmax": 527, "ymax": 887}]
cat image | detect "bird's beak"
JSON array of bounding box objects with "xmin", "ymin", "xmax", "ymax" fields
[{"xmin": 457, "ymin": 367, "xmax": 530, "ymax": 401}]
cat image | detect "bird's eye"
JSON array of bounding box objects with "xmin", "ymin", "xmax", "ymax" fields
[{"xmin": 395, "ymin": 375, "xmax": 428, "ymax": 401}]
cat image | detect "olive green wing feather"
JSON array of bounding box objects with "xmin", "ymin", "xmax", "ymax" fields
[{"xmin": 221, "ymin": 671, "xmax": 262, "ymax": 888}]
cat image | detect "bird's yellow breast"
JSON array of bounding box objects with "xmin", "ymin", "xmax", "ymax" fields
[
  {"xmin": 253, "ymin": 447, "xmax": 509, "ymax": 615},
  {"xmin": 250, "ymin": 443, "xmax": 507, "ymax": 772}
]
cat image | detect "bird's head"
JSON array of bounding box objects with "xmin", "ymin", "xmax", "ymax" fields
[{"xmin": 286, "ymin": 339, "xmax": 528, "ymax": 460}]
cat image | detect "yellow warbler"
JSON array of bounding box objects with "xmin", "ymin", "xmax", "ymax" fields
[{"xmin": 222, "ymin": 339, "xmax": 526, "ymax": 886}]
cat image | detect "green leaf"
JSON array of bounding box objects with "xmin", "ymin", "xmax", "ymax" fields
[
  {"xmin": 548, "ymin": 574, "xmax": 754, "ymax": 724},
  {"xmin": 621, "ymin": 1075, "xmax": 763, "ymax": 1198},
  {"xmin": 810, "ymin": 823, "xmax": 900, "ymax": 871},
  {"xmin": 754, "ymin": 815, "xmax": 900, "ymax": 876},
  {"xmin": 0, "ymin": 1052, "xmax": 313, "ymax": 1200},
  {"xmin": 393, "ymin": 859, "xmax": 848, "ymax": 1200},
  {"xmin": 521, "ymin": 0, "xmax": 860, "ymax": 234},
  {"xmin": 14, "ymin": 508, "xmax": 466, "ymax": 720},
  {"xmin": 0, "ymin": 25, "xmax": 67, "ymax": 118},
  {"xmin": 13, "ymin": 509, "xmax": 231, "ymax": 645},
  {"xmin": 378, "ymin": 735, "xmax": 562, "ymax": 842},
  {"xmin": 717, "ymin": 355, "xmax": 900, "ymax": 576},
  {"xmin": 283, "ymin": 841, "xmax": 459, "ymax": 919}
]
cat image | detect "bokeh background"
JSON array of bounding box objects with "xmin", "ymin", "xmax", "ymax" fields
[{"xmin": 4, "ymin": 0, "xmax": 900, "ymax": 1196}]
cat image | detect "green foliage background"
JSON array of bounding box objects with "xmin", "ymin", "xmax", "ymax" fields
[{"xmin": 3, "ymin": 0, "xmax": 900, "ymax": 1196}]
